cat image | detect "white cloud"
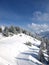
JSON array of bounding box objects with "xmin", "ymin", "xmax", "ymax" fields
[
  {"xmin": 32, "ymin": 11, "xmax": 49, "ymax": 22},
  {"xmin": 28, "ymin": 11, "xmax": 49, "ymax": 33},
  {"xmin": 28, "ymin": 23, "xmax": 49, "ymax": 33}
]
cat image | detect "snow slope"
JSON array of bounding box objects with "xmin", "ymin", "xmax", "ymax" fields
[{"xmin": 0, "ymin": 33, "xmax": 43, "ymax": 65}]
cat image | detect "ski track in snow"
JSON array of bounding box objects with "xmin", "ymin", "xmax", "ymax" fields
[{"xmin": 0, "ymin": 33, "xmax": 43, "ymax": 65}]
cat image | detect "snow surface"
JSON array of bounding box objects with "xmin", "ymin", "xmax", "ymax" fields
[{"xmin": 0, "ymin": 33, "xmax": 44, "ymax": 65}]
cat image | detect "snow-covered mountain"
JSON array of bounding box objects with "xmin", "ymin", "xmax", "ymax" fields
[{"xmin": 0, "ymin": 32, "xmax": 47, "ymax": 65}]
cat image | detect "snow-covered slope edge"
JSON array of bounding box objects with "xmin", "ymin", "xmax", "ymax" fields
[{"xmin": 0, "ymin": 33, "xmax": 42, "ymax": 65}]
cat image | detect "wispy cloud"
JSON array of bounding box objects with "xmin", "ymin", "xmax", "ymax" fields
[
  {"xmin": 28, "ymin": 23, "xmax": 49, "ymax": 33},
  {"xmin": 32, "ymin": 11, "xmax": 49, "ymax": 22},
  {"xmin": 28, "ymin": 11, "xmax": 49, "ymax": 33}
]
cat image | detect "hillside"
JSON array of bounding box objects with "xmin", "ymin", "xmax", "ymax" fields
[{"xmin": 0, "ymin": 32, "xmax": 47, "ymax": 65}]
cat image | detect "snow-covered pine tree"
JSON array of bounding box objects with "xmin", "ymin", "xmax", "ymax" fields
[
  {"xmin": 9, "ymin": 25, "xmax": 17, "ymax": 34},
  {"xmin": 38, "ymin": 39, "xmax": 45, "ymax": 62},
  {"xmin": 2, "ymin": 26, "xmax": 9, "ymax": 37}
]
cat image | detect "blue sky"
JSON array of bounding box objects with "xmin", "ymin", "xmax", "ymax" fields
[{"xmin": 0, "ymin": 0, "xmax": 49, "ymax": 32}]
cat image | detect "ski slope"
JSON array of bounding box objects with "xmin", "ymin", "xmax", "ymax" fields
[{"xmin": 0, "ymin": 33, "xmax": 43, "ymax": 65}]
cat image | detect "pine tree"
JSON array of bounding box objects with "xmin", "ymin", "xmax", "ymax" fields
[
  {"xmin": 9, "ymin": 25, "xmax": 17, "ymax": 34},
  {"xmin": 0, "ymin": 27, "xmax": 2, "ymax": 32},
  {"xmin": 2, "ymin": 26, "xmax": 9, "ymax": 37},
  {"xmin": 38, "ymin": 39, "xmax": 45, "ymax": 62}
]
